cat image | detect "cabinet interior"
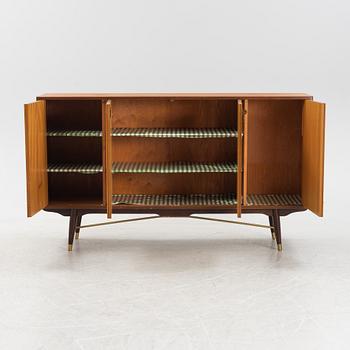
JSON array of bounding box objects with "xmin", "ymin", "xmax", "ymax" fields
[
  {"xmin": 46, "ymin": 100, "xmax": 103, "ymax": 204},
  {"xmin": 45, "ymin": 98, "xmax": 305, "ymax": 209},
  {"xmin": 246, "ymin": 99, "xmax": 303, "ymax": 204},
  {"xmin": 111, "ymin": 99, "xmax": 237, "ymax": 204}
]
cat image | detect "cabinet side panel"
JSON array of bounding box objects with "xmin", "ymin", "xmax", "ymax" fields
[
  {"xmin": 247, "ymin": 100, "xmax": 303, "ymax": 194},
  {"xmin": 24, "ymin": 101, "xmax": 48, "ymax": 216},
  {"xmin": 302, "ymin": 100, "xmax": 325, "ymax": 216}
]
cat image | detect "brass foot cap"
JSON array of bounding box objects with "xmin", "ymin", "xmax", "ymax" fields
[
  {"xmin": 271, "ymin": 232, "xmax": 276, "ymax": 241},
  {"xmin": 75, "ymin": 232, "xmax": 80, "ymax": 240},
  {"xmin": 277, "ymin": 244, "xmax": 283, "ymax": 252},
  {"xmin": 68, "ymin": 244, "xmax": 73, "ymax": 252}
]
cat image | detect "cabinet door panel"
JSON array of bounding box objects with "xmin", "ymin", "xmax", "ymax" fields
[
  {"xmin": 24, "ymin": 101, "xmax": 48, "ymax": 216},
  {"xmin": 302, "ymin": 100, "xmax": 325, "ymax": 216},
  {"xmin": 103, "ymin": 100, "xmax": 112, "ymax": 218}
]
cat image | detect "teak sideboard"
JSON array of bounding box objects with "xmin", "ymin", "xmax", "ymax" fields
[{"xmin": 24, "ymin": 93, "xmax": 325, "ymax": 252}]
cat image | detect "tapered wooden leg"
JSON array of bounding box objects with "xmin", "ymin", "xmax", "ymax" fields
[
  {"xmin": 68, "ymin": 209, "xmax": 77, "ymax": 251},
  {"xmin": 272, "ymin": 209, "xmax": 282, "ymax": 251},
  {"xmin": 75, "ymin": 214, "xmax": 82, "ymax": 239},
  {"xmin": 268, "ymin": 215, "xmax": 276, "ymax": 240}
]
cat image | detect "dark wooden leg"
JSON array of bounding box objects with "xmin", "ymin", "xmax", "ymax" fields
[
  {"xmin": 68, "ymin": 209, "xmax": 77, "ymax": 251},
  {"xmin": 272, "ymin": 209, "xmax": 282, "ymax": 251},
  {"xmin": 268, "ymin": 214, "xmax": 276, "ymax": 241},
  {"xmin": 75, "ymin": 214, "xmax": 82, "ymax": 239}
]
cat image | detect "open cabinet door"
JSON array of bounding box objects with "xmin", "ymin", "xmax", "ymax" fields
[
  {"xmin": 302, "ymin": 100, "xmax": 326, "ymax": 216},
  {"xmin": 24, "ymin": 101, "xmax": 48, "ymax": 217},
  {"xmin": 103, "ymin": 100, "xmax": 112, "ymax": 218}
]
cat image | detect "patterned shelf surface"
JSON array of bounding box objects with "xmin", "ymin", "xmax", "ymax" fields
[
  {"xmin": 47, "ymin": 162, "xmax": 237, "ymax": 174},
  {"xmin": 112, "ymin": 162, "xmax": 237, "ymax": 173},
  {"xmin": 47, "ymin": 163, "xmax": 103, "ymax": 174},
  {"xmin": 47, "ymin": 128, "xmax": 237, "ymax": 138},
  {"xmin": 111, "ymin": 128, "xmax": 237, "ymax": 138},
  {"xmin": 246, "ymin": 194, "xmax": 302, "ymax": 206},
  {"xmin": 47, "ymin": 130, "xmax": 102, "ymax": 137},
  {"xmin": 112, "ymin": 193, "xmax": 236, "ymax": 206}
]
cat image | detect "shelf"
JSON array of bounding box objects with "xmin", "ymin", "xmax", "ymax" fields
[
  {"xmin": 246, "ymin": 194, "xmax": 302, "ymax": 207},
  {"xmin": 112, "ymin": 128, "xmax": 237, "ymax": 138},
  {"xmin": 47, "ymin": 128, "xmax": 237, "ymax": 138},
  {"xmin": 47, "ymin": 162, "xmax": 237, "ymax": 174},
  {"xmin": 47, "ymin": 130, "xmax": 102, "ymax": 137},
  {"xmin": 112, "ymin": 193, "xmax": 236, "ymax": 206},
  {"xmin": 47, "ymin": 163, "xmax": 102, "ymax": 174},
  {"xmin": 111, "ymin": 162, "xmax": 237, "ymax": 174}
]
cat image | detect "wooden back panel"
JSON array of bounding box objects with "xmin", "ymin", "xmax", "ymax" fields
[
  {"xmin": 48, "ymin": 173, "xmax": 102, "ymax": 201},
  {"xmin": 46, "ymin": 100, "xmax": 101, "ymax": 130},
  {"xmin": 47, "ymin": 137, "xmax": 102, "ymax": 164},
  {"xmin": 24, "ymin": 101, "xmax": 48, "ymax": 216},
  {"xmin": 111, "ymin": 99, "xmax": 238, "ymax": 197},
  {"xmin": 111, "ymin": 99, "xmax": 236, "ymax": 128},
  {"xmin": 302, "ymin": 100, "xmax": 325, "ymax": 216},
  {"xmin": 113, "ymin": 173, "xmax": 236, "ymax": 195},
  {"xmin": 247, "ymin": 100, "xmax": 303, "ymax": 194},
  {"xmin": 112, "ymin": 138, "xmax": 235, "ymax": 163}
]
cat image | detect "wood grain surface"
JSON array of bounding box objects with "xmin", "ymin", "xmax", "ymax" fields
[
  {"xmin": 38, "ymin": 93, "xmax": 313, "ymax": 100},
  {"xmin": 236, "ymin": 100, "xmax": 243, "ymax": 217},
  {"xmin": 301, "ymin": 100, "xmax": 325, "ymax": 216},
  {"xmin": 24, "ymin": 101, "xmax": 48, "ymax": 216},
  {"xmin": 247, "ymin": 100, "xmax": 303, "ymax": 194}
]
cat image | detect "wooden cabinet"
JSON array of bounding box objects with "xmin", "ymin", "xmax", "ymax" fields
[{"xmin": 24, "ymin": 93, "xmax": 325, "ymax": 251}]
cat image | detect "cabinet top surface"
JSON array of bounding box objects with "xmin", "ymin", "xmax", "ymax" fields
[{"xmin": 37, "ymin": 93, "xmax": 313, "ymax": 100}]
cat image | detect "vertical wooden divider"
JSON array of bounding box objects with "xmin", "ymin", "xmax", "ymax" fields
[
  {"xmin": 236, "ymin": 100, "xmax": 243, "ymax": 217},
  {"xmin": 243, "ymin": 100, "xmax": 248, "ymax": 205},
  {"xmin": 103, "ymin": 100, "xmax": 112, "ymax": 218}
]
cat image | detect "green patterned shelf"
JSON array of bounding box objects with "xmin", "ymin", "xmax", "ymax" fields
[
  {"xmin": 47, "ymin": 128, "xmax": 237, "ymax": 138},
  {"xmin": 47, "ymin": 163, "xmax": 102, "ymax": 174},
  {"xmin": 112, "ymin": 128, "xmax": 237, "ymax": 138},
  {"xmin": 112, "ymin": 193, "xmax": 236, "ymax": 206},
  {"xmin": 112, "ymin": 162, "xmax": 237, "ymax": 173},
  {"xmin": 246, "ymin": 194, "xmax": 302, "ymax": 206},
  {"xmin": 47, "ymin": 162, "xmax": 237, "ymax": 174},
  {"xmin": 47, "ymin": 130, "xmax": 102, "ymax": 137}
]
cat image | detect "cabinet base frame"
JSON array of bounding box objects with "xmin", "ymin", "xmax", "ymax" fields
[{"xmin": 43, "ymin": 208, "xmax": 305, "ymax": 252}]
